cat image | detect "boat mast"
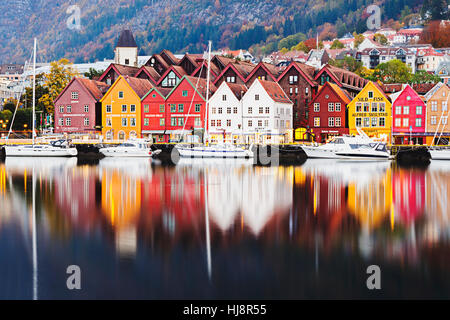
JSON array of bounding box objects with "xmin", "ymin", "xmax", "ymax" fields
[
  {"xmin": 203, "ymin": 41, "xmax": 212, "ymax": 145},
  {"xmin": 32, "ymin": 38, "xmax": 36, "ymax": 146}
]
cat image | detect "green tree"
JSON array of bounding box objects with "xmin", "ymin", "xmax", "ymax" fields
[
  {"xmin": 410, "ymin": 70, "xmax": 442, "ymax": 84},
  {"xmin": 373, "ymin": 33, "xmax": 388, "ymax": 45},
  {"xmin": 353, "ymin": 33, "xmax": 365, "ymax": 49},
  {"xmin": 2, "ymin": 98, "xmax": 18, "ymax": 114},
  {"xmin": 370, "ymin": 59, "xmax": 412, "ymax": 84},
  {"xmin": 329, "ymin": 56, "xmax": 363, "ymax": 74},
  {"xmin": 330, "ymin": 39, "xmax": 344, "ymax": 49},
  {"xmin": 84, "ymin": 68, "xmax": 104, "ymax": 80},
  {"xmin": 39, "ymin": 59, "xmax": 79, "ymax": 115}
]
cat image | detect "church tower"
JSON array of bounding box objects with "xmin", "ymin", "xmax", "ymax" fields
[{"xmin": 114, "ymin": 29, "xmax": 138, "ymax": 67}]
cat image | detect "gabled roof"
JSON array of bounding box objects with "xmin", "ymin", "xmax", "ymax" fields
[
  {"xmin": 156, "ymin": 65, "xmax": 188, "ymax": 86},
  {"xmin": 100, "ymin": 75, "xmax": 153, "ymax": 102},
  {"xmin": 310, "ymin": 81, "xmax": 351, "ymax": 105},
  {"xmin": 191, "ymin": 60, "xmax": 220, "ymax": 79},
  {"xmin": 212, "ymin": 55, "xmax": 236, "ymax": 69},
  {"xmin": 256, "ymin": 79, "xmax": 292, "ymax": 104},
  {"xmin": 212, "ymin": 62, "xmax": 253, "ymax": 85},
  {"xmin": 245, "ymin": 62, "xmax": 282, "ymax": 82},
  {"xmin": 135, "ymin": 66, "xmax": 161, "ymax": 83},
  {"xmin": 315, "ymin": 64, "xmax": 368, "ymax": 89},
  {"xmin": 423, "ymin": 82, "xmax": 448, "ymax": 101},
  {"xmin": 116, "ymin": 30, "xmax": 137, "ymax": 48},
  {"xmin": 98, "ymin": 63, "xmax": 140, "ymax": 82},
  {"xmin": 225, "ymin": 82, "xmax": 248, "ymax": 100},
  {"xmin": 146, "ymin": 54, "xmax": 170, "ymax": 71},
  {"xmin": 141, "ymin": 86, "xmax": 172, "ymax": 101},
  {"xmin": 160, "ymin": 49, "xmax": 180, "ymax": 65},
  {"xmin": 54, "ymin": 77, "xmax": 109, "ymax": 104},
  {"xmin": 165, "ymin": 75, "xmax": 217, "ymax": 102},
  {"xmin": 178, "ymin": 54, "xmax": 203, "ymax": 69},
  {"xmin": 350, "ymin": 81, "xmax": 391, "ymax": 105},
  {"xmin": 391, "ymin": 84, "xmax": 423, "ymax": 105},
  {"xmin": 277, "ymin": 61, "xmax": 317, "ymax": 86}
]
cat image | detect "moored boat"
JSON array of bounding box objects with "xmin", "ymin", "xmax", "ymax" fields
[{"xmin": 99, "ymin": 139, "xmax": 161, "ymax": 157}]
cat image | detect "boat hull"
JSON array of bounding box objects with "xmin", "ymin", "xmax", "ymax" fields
[
  {"xmin": 429, "ymin": 149, "xmax": 450, "ymax": 160},
  {"xmin": 100, "ymin": 147, "xmax": 155, "ymax": 157},
  {"xmin": 4, "ymin": 146, "xmax": 78, "ymax": 157},
  {"xmin": 301, "ymin": 146, "xmax": 390, "ymax": 160},
  {"xmin": 176, "ymin": 146, "xmax": 253, "ymax": 158}
]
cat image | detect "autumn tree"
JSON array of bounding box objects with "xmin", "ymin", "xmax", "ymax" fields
[
  {"xmin": 39, "ymin": 59, "xmax": 78, "ymax": 115},
  {"xmin": 373, "ymin": 33, "xmax": 388, "ymax": 45},
  {"xmin": 353, "ymin": 33, "xmax": 365, "ymax": 49},
  {"xmin": 369, "ymin": 59, "xmax": 412, "ymax": 84},
  {"xmin": 419, "ymin": 20, "xmax": 450, "ymax": 48},
  {"xmin": 330, "ymin": 39, "xmax": 344, "ymax": 49}
]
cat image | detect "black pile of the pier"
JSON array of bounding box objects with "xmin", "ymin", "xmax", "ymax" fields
[
  {"xmin": 252, "ymin": 144, "xmax": 307, "ymax": 166},
  {"xmin": 0, "ymin": 146, "xmax": 5, "ymax": 161},
  {"xmin": 75, "ymin": 144, "xmax": 105, "ymax": 160},
  {"xmin": 396, "ymin": 146, "xmax": 431, "ymax": 168}
]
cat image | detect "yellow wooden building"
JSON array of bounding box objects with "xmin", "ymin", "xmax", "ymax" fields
[
  {"xmin": 100, "ymin": 75, "xmax": 153, "ymax": 140},
  {"xmin": 347, "ymin": 81, "xmax": 392, "ymax": 142}
]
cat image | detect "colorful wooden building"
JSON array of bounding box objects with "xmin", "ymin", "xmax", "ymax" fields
[
  {"xmin": 100, "ymin": 75, "xmax": 153, "ymax": 140},
  {"xmin": 424, "ymin": 82, "xmax": 450, "ymax": 145},
  {"xmin": 391, "ymin": 84, "xmax": 427, "ymax": 145},
  {"xmin": 141, "ymin": 87, "xmax": 171, "ymax": 142},
  {"xmin": 347, "ymin": 81, "xmax": 392, "ymax": 142},
  {"xmin": 308, "ymin": 82, "xmax": 351, "ymax": 143}
]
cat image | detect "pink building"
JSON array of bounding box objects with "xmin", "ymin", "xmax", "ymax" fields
[
  {"xmin": 392, "ymin": 85, "xmax": 427, "ymax": 145},
  {"xmin": 54, "ymin": 77, "xmax": 109, "ymax": 135}
]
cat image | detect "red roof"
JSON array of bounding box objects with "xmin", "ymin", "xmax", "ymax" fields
[
  {"xmin": 78, "ymin": 78, "xmax": 110, "ymax": 101},
  {"xmin": 98, "ymin": 63, "xmax": 140, "ymax": 82},
  {"xmin": 225, "ymin": 82, "xmax": 248, "ymax": 100},
  {"xmin": 258, "ymin": 79, "xmax": 292, "ymax": 104},
  {"xmin": 135, "ymin": 66, "xmax": 161, "ymax": 83},
  {"xmin": 123, "ymin": 76, "xmax": 154, "ymax": 98}
]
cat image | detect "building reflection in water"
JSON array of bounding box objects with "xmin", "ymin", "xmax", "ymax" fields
[{"xmin": 0, "ymin": 157, "xmax": 450, "ymax": 298}]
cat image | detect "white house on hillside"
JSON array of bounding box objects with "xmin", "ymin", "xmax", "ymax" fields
[
  {"xmin": 241, "ymin": 79, "xmax": 294, "ymax": 144},
  {"xmin": 208, "ymin": 82, "xmax": 248, "ymax": 144}
]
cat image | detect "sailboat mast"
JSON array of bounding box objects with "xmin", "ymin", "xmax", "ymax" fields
[
  {"xmin": 32, "ymin": 38, "xmax": 36, "ymax": 145},
  {"xmin": 203, "ymin": 41, "xmax": 212, "ymax": 145}
]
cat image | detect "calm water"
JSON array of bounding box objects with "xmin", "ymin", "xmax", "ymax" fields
[{"xmin": 0, "ymin": 157, "xmax": 449, "ymax": 299}]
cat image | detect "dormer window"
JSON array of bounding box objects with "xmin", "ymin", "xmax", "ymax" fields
[
  {"xmin": 125, "ymin": 59, "xmax": 130, "ymax": 65},
  {"xmin": 368, "ymin": 91, "xmax": 373, "ymax": 99}
]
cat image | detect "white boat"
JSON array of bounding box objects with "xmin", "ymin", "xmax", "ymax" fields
[
  {"xmin": 99, "ymin": 139, "xmax": 161, "ymax": 157},
  {"xmin": 176, "ymin": 143, "xmax": 253, "ymax": 158},
  {"xmin": 301, "ymin": 135, "xmax": 390, "ymax": 160},
  {"xmin": 429, "ymin": 147, "xmax": 450, "ymax": 160},
  {"xmin": 3, "ymin": 39, "xmax": 78, "ymax": 158}
]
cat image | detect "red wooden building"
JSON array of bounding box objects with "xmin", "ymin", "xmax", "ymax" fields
[
  {"xmin": 141, "ymin": 87, "xmax": 171, "ymax": 142},
  {"xmin": 308, "ymin": 82, "xmax": 351, "ymax": 143}
]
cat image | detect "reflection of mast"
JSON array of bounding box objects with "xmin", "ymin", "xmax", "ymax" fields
[
  {"xmin": 32, "ymin": 164, "xmax": 38, "ymax": 300},
  {"xmin": 204, "ymin": 169, "xmax": 212, "ymax": 281}
]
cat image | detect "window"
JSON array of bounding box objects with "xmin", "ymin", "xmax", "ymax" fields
[
  {"xmin": 364, "ymin": 117, "xmax": 370, "ymax": 127},
  {"xmin": 335, "ymin": 117, "xmax": 341, "ymax": 127},
  {"xmin": 225, "ymin": 119, "xmax": 231, "ymax": 127},
  {"xmin": 217, "ymin": 120, "xmax": 221, "ymax": 127},
  {"xmin": 182, "ymin": 90, "xmax": 188, "ymax": 97},
  {"xmin": 222, "ymin": 95, "xmax": 227, "ymax": 101},
  {"xmin": 395, "ymin": 118, "xmax": 401, "ymax": 127},
  {"xmin": 218, "ymin": 107, "xmax": 223, "ymax": 114},
  {"xmin": 178, "ymin": 118, "xmax": 184, "ymax": 126},
  {"xmin": 264, "ymin": 120, "xmax": 269, "ymax": 127},
  {"xmin": 328, "ymin": 103, "xmax": 334, "ymax": 112},
  {"xmin": 379, "ymin": 102, "xmax": 385, "ymax": 112},
  {"xmin": 403, "ymin": 118, "xmax": 409, "ymax": 127},
  {"xmin": 59, "ymin": 106, "xmax": 64, "ymax": 113},
  {"xmin": 170, "ymin": 104, "xmax": 176, "ymax": 112},
  {"xmin": 106, "ymin": 118, "xmax": 112, "ymax": 127},
  {"xmin": 130, "ymin": 105, "xmax": 136, "ymax": 113},
  {"xmin": 226, "ymin": 76, "xmax": 236, "ymax": 83},
  {"xmin": 259, "ymin": 107, "xmax": 263, "ymax": 114},
  {"xmin": 443, "ymin": 116, "xmax": 448, "ymax": 125},
  {"xmin": 194, "ymin": 118, "xmax": 201, "ymax": 127},
  {"xmin": 314, "ymin": 117, "xmax": 320, "ymax": 127},
  {"xmin": 211, "ymin": 120, "xmax": 216, "ymax": 127},
  {"xmin": 248, "ymin": 120, "xmax": 252, "ymax": 127},
  {"xmin": 431, "ymin": 101, "xmax": 437, "ymax": 111},
  {"xmin": 415, "ymin": 118, "xmax": 422, "ymax": 127},
  {"xmin": 248, "ymin": 107, "xmax": 252, "ymax": 114},
  {"xmin": 159, "ymin": 105, "xmax": 165, "ymax": 113},
  {"xmin": 431, "ymin": 116, "xmax": 437, "ymax": 125},
  {"xmin": 371, "ymin": 117, "xmax": 377, "ymax": 127},
  {"xmin": 178, "ymin": 104, "xmax": 184, "ymax": 112},
  {"xmin": 335, "ymin": 103, "xmax": 341, "ymax": 112},
  {"xmin": 363, "ymin": 103, "xmax": 369, "ymax": 112},
  {"xmin": 371, "ymin": 103, "xmax": 377, "ymax": 112},
  {"xmin": 83, "ymin": 105, "xmax": 89, "ymax": 113},
  {"xmin": 71, "ymin": 92, "xmax": 78, "ymax": 100},
  {"xmin": 67, "ymin": 105, "xmax": 72, "ymax": 113},
  {"xmin": 403, "ymin": 106, "xmax": 409, "ymax": 115},
  {"xmin": 122, "ymin": 105, "xmax": 127, "ymax": 113},
  {"xmin": 314, "ymin": 103, "xmax": 320, "ymax": 112},
  {"xmin": 66, "ymin": 118, "xmax": 71, "ymax": 126},
  {"xmin": 130, "ymin": 118, "xmax": 136, "ymax": 127},
  {"xmin": 305, "ymin": 87, "xmax": 309, "ymax": 95},
  {"xmin": 258, "ymin": 120, "xmax": 263, "ymax": 127},
  {"xmin": 195, "ymin": 104, "xmax": 201, "ymax": 112},
  {"xmin": 395, "ymin": 106, "xmax": 402, "ymax": 114},
  {"xmin": 443, "ymin": 101, "xmax": 448, "ymax": 111},
  {"xmin": 125, "ymin": 59, "xmax": 129, "ymax": 65},
  {"xmin": 356, "ymin": 117, "xmax": 362, "ymax": 127},
  {"xmin": 356, "ymin": 103, "xmax": 362, "ymax": 112},
  {"xmin": 160, "ymin": 118, "xmax": 165, "ymax": 126},
  {"xmin": 144, "ymin": 118, "xmax": 149, "ymax": 126},
  {"xmin": 328, "ymin": 117, "xmax": 334, "ymax": 127},
  {"xmin": 255, "ymin": 94, "xmax": 259, "ymax": 101},
  {"xmin": 234, "ymin": 107, "xmax": 238, "ymax": 114},
  {"xmin": 212, "ymin": 107, "xmax": 216, "ymax": 114},
  {"xmin": 84, "ymin": 118, "xmax": 89, "ymax": 126},
  {"xmin": 118, "ymin": 91, "xmax": 124, "ymax": 99},
  {"xmin": 227, "ymin": 107, "xmax": 232, "ymax": 114},
  {"xmin": 265, "ymin": 107, "xmax": 270, "ymax": 114},
  {"xmin": 416, "ymin": 106, "xmax": 422, "ymax": 115},
  {"xmin": 58, "ymin": 118, "xmax": 64, "ymax": 126},
  {"xmin": 106, "ymin": 105, "xmax": 112, "ymax": 113},
  {"xmin": 288, "ymin": 75, "xmax": 298, "ymax": 84},
  {"xmin": 171, "ymin": 118, "xmax": 177, "ymax": 126},
  {"xmin": 122, "ymin": 118, "xmax": 128, "ymax": 127},
  {"xmin": 368, "ymin": 91, "xmax": 373, "ymax": 99}
]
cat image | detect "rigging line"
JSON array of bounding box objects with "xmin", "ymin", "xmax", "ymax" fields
[
  {"xmin": 7, "ymin": 49, "xmax": 34, "ymax": 140},
  {"xmin": 436, "ymin": 94, "xmax": 450, "ymax": 145},
  {"xmin": 180, "ymin": 59, "xmax": 205, "ymax": 137}
]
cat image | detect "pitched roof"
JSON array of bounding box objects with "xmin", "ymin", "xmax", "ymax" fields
[
  {"xmin": 257, "ymin": 79, "xmax": 292, "ymax": 104},
  {"xmin": 183, "ymin": 75, "xmax": 217, "ymax": 100},
  {"xmin": 423, "ymin": 82, "xmax": 448, "ymax": 101},
  {"xmin": 141, "ymin": 86, "xmax": 172, "ymax": 100},
  {"xmin": 225, "ymin": 82, "xmax": 248, "ymax": 100},
  {"xmin": 78, "ymin": 78, "xmax": 110, "ymax": 101},
  {"xmin": 116, "ymin": 30, "xmax": 137, "ymax": 48},
  {"xmin": 160, "ymin": 49, "xmax": 180, "ymax": 65},
  {"xmin": 316, "ymin": 64, "xmax": 368, "ymax": 89},
  {"xmin": 277, "ymin": 61, "xmax": 317, "ymax": 86},
  {"xmin": 156, "ymin": 65, "xmax": 188, "ymax": 85},
  {"xmin": 123, "ymin": 76, "xmax": 154, "ymax": 98},
  {"xmin": 328, "ymin": 82, "xmax": 352, "ymax": 104},
  {"xmin": 135, "ymin": 66, "xmax": 161, "ymax": 83},
  {"xmin": 98, "ymin": 63, "xmax": 140, "ymax": 82}
]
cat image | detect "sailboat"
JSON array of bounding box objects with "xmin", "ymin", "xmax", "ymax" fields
[
  {"xmin": 175, "ymin": 41, "xmax": 253, "ymax": 159},
  {"xmin": 3, "ymin": 38, "xmax": 78, "ymax": 157}
]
